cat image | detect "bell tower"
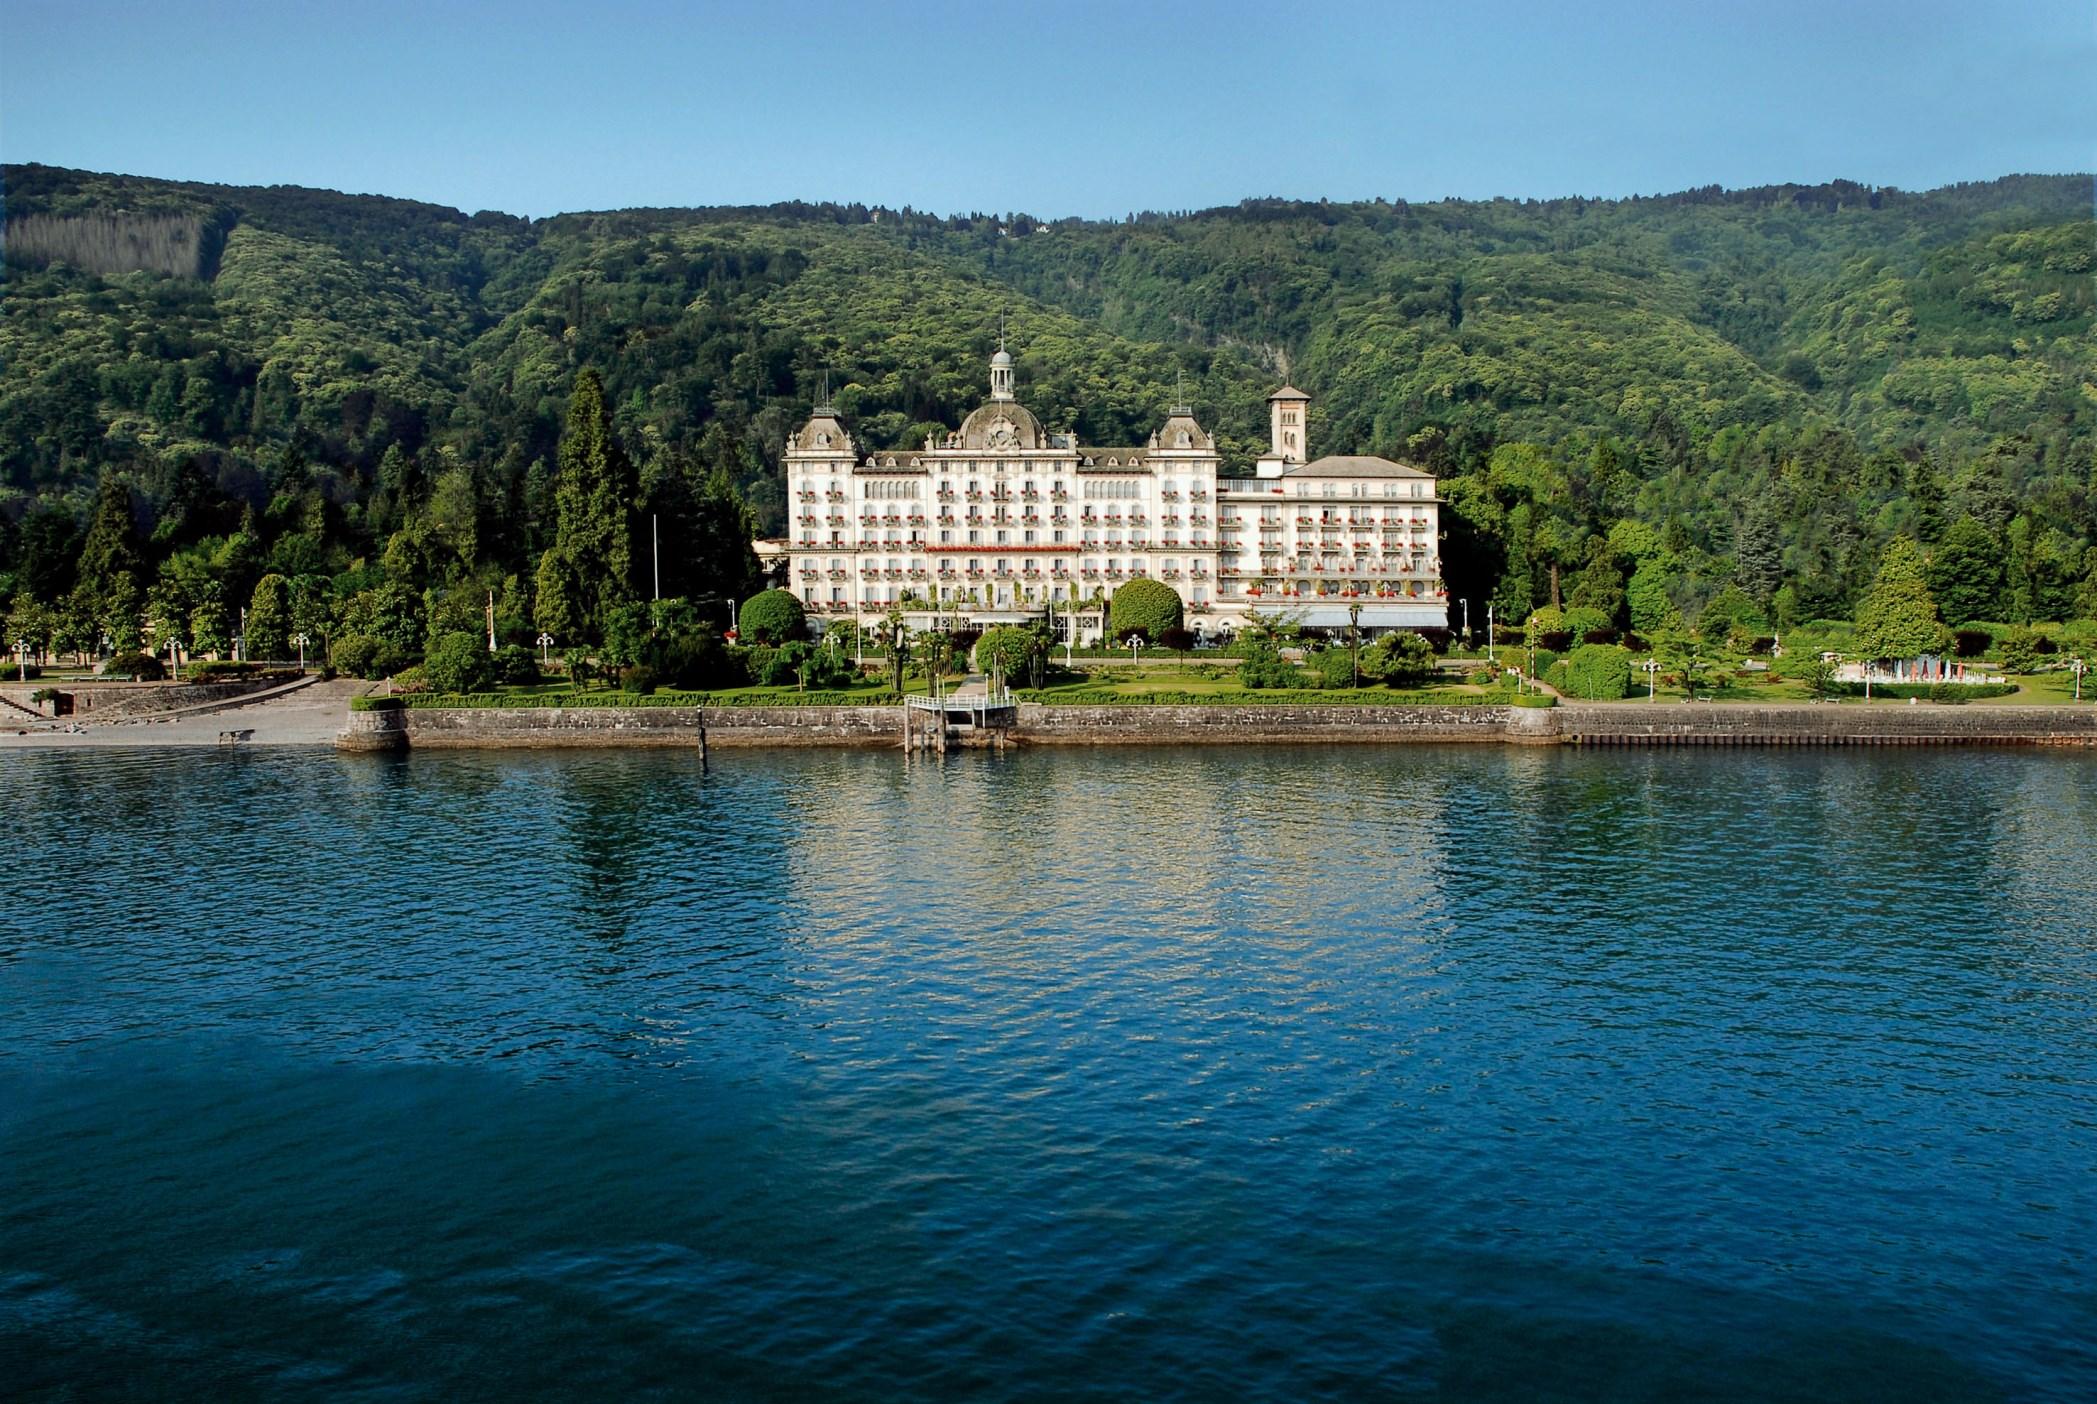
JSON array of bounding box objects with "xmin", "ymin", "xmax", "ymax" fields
[{"xmin": 1267, "ymin": 384, "xmax": 1309, "ymax": 462}]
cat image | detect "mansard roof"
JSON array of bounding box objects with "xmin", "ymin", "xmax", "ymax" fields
[
  {"xmin": 790, "ymin": 410, "xmax": 852, "ymax": 453},
  {"xmin": 1151, "ymin": 411, "xmax": 1212, "ymax": 451},
  {"xmin": 1285, "ymin": 454, "xmax": 1432, "ymax": 479}
]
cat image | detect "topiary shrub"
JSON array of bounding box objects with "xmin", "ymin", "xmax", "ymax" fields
[
  {"xmin": 102, "ymin": 651, "xmax": 166, "ymax": 681},
  {"xmin": 739, "ymin": 589, "xmax": 806, "ymax": 645},
  {"xmin": 1565, "ymin": 643, "xmax": 1634, "ymax": 700},
  {"xmin": 1109, "ymin": 579, "xmax": 1183, "ymax": 643},
  {"xmin": 492, "ymin": 644, "xmax": 540, "ymax": 686},
  {"xmin": 332, "ymin": 634, "xmax": 410, "ymax": 681},
  {"xmin": 422, "ymin": 632, "xmax": 494, "ymax": 694},
  {"xmin": 1236, "ymin": 637, "xmax": 1301, "ymax": 689},
  {"xmin": 1361, "ymin": 631, "xmax": 1437, "ymax": 687},
  {"xmin": 1997, "ymin": 627, "xmax": 2041, "ymax": 674}
]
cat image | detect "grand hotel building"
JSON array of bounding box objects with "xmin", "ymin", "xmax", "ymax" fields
[{"xmin": 782, "ymin": 348, "xmax": 1446, "ymax": 635}]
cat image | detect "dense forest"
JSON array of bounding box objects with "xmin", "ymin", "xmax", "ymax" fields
[{"xmin": 2, "ymin": 161, "xmax": 2093, "ymax": 668}]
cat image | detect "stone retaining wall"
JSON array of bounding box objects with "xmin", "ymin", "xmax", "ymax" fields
[
  {"xmin": 1554, "ymin": 702, "xmax": 2097, "ymax": 746},
  {"xmin": 1013, "ymin": 702, "xmax": 1511, "ymax": 744},
  {"xmin": 393, "ymin": 704, "xmax": 900, "ymax": 749},
  {"xmin": 0, "ymin": 679, "xmax": 286, "ymax": 719},
  {"xmin": 335, "ymin": 699, "xmax": 2097, "ymax": 751}
]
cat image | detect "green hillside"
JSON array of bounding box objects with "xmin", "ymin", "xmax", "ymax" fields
[{"xmin": 2, "ymin": 161, "xmax": 2093, "ymax": 664}]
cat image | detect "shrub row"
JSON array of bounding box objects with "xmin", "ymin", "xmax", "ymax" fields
[
  {"xmin": 1015, "ymin": 688, "xmax": 1502, "ymax": 707},
  {"xmin": 368, "ymin": 689, "xmax": 904, "ymax": 710},
  {"xmin": 1829, "ymin": 681, "xmax": 2019, "ymax": 701}
]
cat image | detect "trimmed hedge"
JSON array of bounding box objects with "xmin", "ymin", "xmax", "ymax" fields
[
  {"xmin": 1014, "ymin": 688, "xmax": 1505, "ymax": 707},
  {"xmin": 371, "ymin": 689, "xmax": 904, "ymax": 710},
  {"xmin": 1829, "ymin": 681, "xmax": 2018, "ymax": 700}
]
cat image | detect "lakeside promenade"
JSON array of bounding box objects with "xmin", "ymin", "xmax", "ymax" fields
[{"xmin": 7, "ymin": 677, "xmax": 2096, "ymax": 751}]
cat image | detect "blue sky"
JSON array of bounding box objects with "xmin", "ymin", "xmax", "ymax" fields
[{"xmin": 4, "ymin": 0, "xmax": 2091, "ymax": 218}]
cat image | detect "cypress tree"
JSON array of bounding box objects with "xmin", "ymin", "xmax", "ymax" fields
[
  {"xmin": 540, "ymin": 369, "xmax": 638, "ymax": 643},
  {"xmin": 68, "ymin": 477, "xmax": 143, "ymax": 650},
  {"xmin": 1733, "ymin": 506, "xmax": 1783, "ymax": 606}
]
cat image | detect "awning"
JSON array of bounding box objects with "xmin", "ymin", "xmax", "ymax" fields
[{"xmin": 1239, "ymin": 603, "xmax": 1449, "ymax": 628}]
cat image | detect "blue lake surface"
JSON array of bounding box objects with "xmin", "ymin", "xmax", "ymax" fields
[{"xmin": 3, "ymin": 744, "xmax": 2094, "ymax": 1401}]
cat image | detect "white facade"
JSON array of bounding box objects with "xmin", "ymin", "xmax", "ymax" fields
[{"xmin": 783, "ymin": 352, "xmax": 1446, "ymax": 635}]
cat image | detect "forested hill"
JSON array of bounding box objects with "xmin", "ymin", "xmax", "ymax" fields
[{"xmin": 3, "ymin": 161, "xmax": 2094, "ymax": 645}]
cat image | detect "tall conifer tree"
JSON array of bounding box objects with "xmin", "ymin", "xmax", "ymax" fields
[{"xmin": 538, "ymin": 370, "xmax": 638, "ymax": 643}]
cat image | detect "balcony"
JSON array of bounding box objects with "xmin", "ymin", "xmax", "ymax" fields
[
  {"xmin": 1191, "ymin": 489, "xmax": 1210, "ymax": 501},
  {"xmin": 966, "ymin": 490, "xmax": 985, "ymax": 502},
  {"xmin": 825, "ymin": 491, "xmax": 847, "ymax": 503},
  {"xmin": 990, "ymin": 488, "xmax": 1013, "ymax": 502},
  {"xmin": 1160, "ymin": 489, "xmax": 1181, "ymax": 501},
  {"xmin": 797, "ymin": 490, "xmax": 817, "ymax": 502},
  {"xmin": 1021, "ymin": 488, "xmax": 1041, "ymax": 501},
  {"xmin": 1051, "ymin": 489, "xmax": 1069, "ymax": 502}
]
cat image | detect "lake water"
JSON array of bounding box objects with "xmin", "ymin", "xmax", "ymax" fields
[{"xmin": 4, "ymin": 745, "xmax": 2094, "ymax": 1401}]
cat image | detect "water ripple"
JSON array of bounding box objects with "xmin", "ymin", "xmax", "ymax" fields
[{"xmin": 2, "ymin": 745, "xmax": 2093, "ymax": 1401}]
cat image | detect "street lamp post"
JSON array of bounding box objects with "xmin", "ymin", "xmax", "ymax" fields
[
  {"xmin": 537, "ymin": 632, "xmax": 554, "ymax": 667},
  {"xmin": 1130, "ymin": 636, "xmax": 1144, "ymax": 663},
  {"xmin": 1486, "ymin": 603, "xmax": 1495, "ymax": 664},
  {"xmin": 1349, "ymin": 602, "xmax": 1362, "ymax": 687},
  {"xmin": 1644, "ymin": 658, "xmax": 1659, "ymax": 701},
  {"xmin": 292, "ymin": 633, "xmax": 310, "ymax": 671},
  {"xmin": 2073, "ymin": 656, "xmax": 2087, "ymax": 702},
  {"xmin": 14, "ymin": 638, "xmax": 26, "ymax": 684}
]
